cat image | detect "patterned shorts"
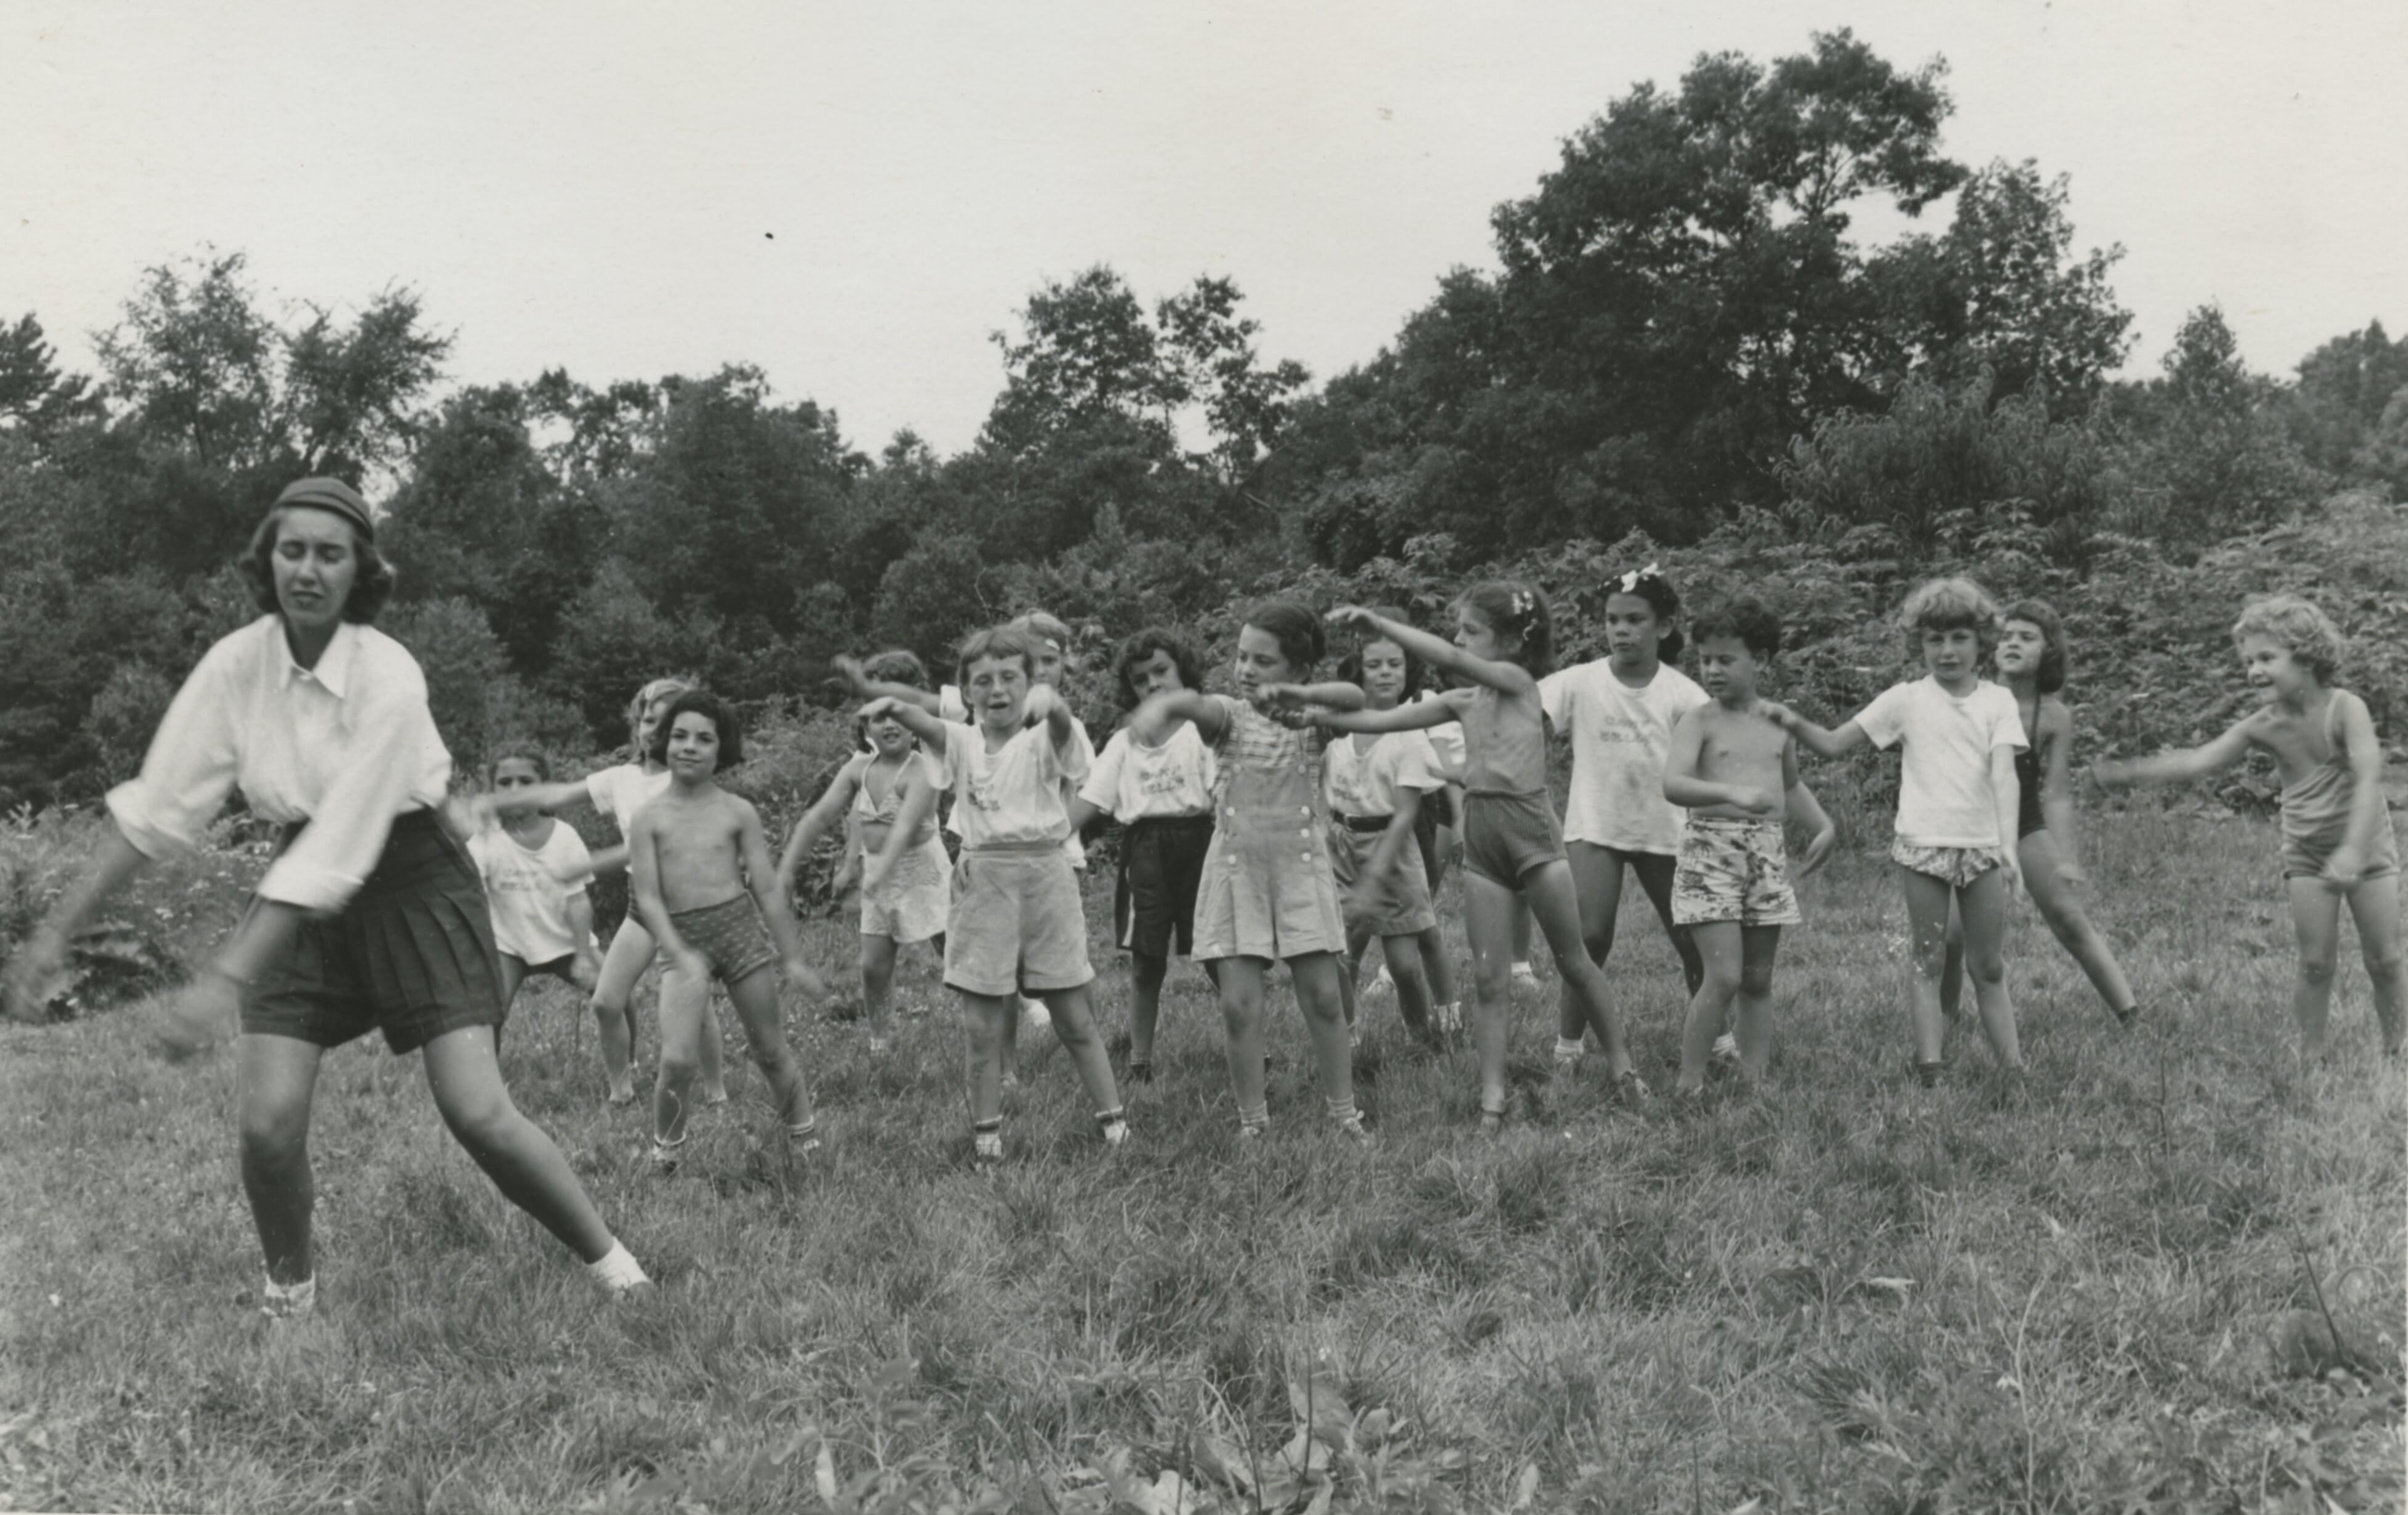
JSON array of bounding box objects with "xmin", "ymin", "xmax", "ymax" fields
[
  {"xmin": 1672, "ymin": 817, "xmax": 1801, "ymax": 927},
  {"xmin": 670, "ymin": 895, "xmax": 779, "ymax": 986},
  {"xmin": 1890, "ymin": 839, "xmax": 2004, "ymax": 890}
]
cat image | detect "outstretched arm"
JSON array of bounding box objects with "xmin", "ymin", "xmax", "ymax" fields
[
  {"xmin": 4, "ymin": 829, "xmax": 149, "ymax": 1023},
  {"xmin": 833, "ymin": 656, "xmax": 943, "ymax": 716},
  {"xmin": 861, "ymin": 696, "xmax": 950, "ymax": 750},
  {"xmin": 1757, "ymin": 701, "xmax": 1872, "ymax": 760},
  {"xmin": 1132, "ymin": 689, "xmax": 1229, "ymax": 747},
  {"xmin": 863, "ymin": 766, "xmax": 940, "ymax": 897},
  {"xmin": 2091, "ymin": 717, "xmax": 2255, "ymax": 788},
  {"xmin": 1783, "ymin": 741, "xmax": 1837, "ymax": 875},
  {"xmin": 1258, "ymin": 680, "xmax": 1367, "ymax": 713},
  {"xmin": 778, "ymin": 760, "xmax": 863, "ymax": 909},
  {"xmin": 1327, "ymin": 606, "xmax": 1532, "ymax": 696},
  {"xmin": 1313, "ymin": 693, "xmax": 1465, "ymax": 735}
]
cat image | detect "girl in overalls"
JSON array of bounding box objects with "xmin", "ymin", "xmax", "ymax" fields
[{"xmin": 1127, "ymin": 600, "xmax": 1370, "ymax": 1140}]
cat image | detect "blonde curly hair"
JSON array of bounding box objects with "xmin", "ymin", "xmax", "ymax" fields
[{"xmin": 2231, "ymin": 594, "xmax": 2343, "ymax": 683}]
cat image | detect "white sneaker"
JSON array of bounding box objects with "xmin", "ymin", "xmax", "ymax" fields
[
  {"xmin": 1511, "ymin": 962, "xmax": 1539, "ymax": 989},
  {"xmin": 1711, "ymin": 1033, "xmax": 1740, "ymax": 1066}
]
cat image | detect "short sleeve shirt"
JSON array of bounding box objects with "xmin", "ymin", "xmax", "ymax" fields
[
  {"xmin": 1081, "ymin": 722, "xmax": 1217, "ymax": 822},
  {"xmin": 468, "ymin": 821, "xmax": 595, "ymax": 963},
  {"xmin": 584, "ymin": 763, "xmax": 670, "ymax": 834},
  {"xmin": 1538, "ymin": 660, "xmax": 1710, "ymax": 853},
  {"xmin": 937, "ymin": 718, "xmax": 1089, "ymax": 849},
  {"xmin": 1323, "ymin": 730, "xmax": 1443, "ymax": 819},
  {"xmin": 1855, "ymin": 676, "xmax": 2028, "ymax": 847}
]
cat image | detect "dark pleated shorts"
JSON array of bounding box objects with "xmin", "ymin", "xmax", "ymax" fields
[
  {"xmin": 243, "ymin": 811, "xmax": 505, "ymax": 1054},
  {"xmin": 1115, "ymin": 814, "xmax": 1215, "ymax": 958}
]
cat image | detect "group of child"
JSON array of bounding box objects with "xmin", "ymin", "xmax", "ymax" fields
[{"xmin": 462, "ymin": 574, "xmax": 2406, "ymax": 1168}]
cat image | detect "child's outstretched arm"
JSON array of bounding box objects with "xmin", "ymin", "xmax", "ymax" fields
[
  {"xmin": 1661, "ymin": 709, "xmax": 1780, "ymax": 814},
  {"xmin": 2325, "ymin": 691, "xmax": 2389, "ymax": 889},
  {"xmin": 1258, "ymin": 680, "xmax": 1368, "ymax": 713},
  {"xmin": 2091, "ymin": 718, "xmax": 2256, "ymax": 788},
  {"xmin": 833, "ymin": 655, "xmax": 944, "ymax": 716},
  {"xmin": 1327, "ymin": 606, "xmax": 1532, "ymax": 695},
  {"xmin": 1131, "ymin": 689, "xmax": 1229, "ymax": 747},
  {"xmin": 778, "ymin": 757, "xmax": 864, "ymax": 910},
  {"xmin": 1312, "ymin": 690, "xmax": 1466, "ymax": 735},
  {"xmin": 863, "ymin": 766, "xmax": 940, "ymax": 898},
  {"xmin": 1783, "ymin": 741, "xmax": 1839, "ymax": 875},
  {"xmin": 861, "ymin": 696, "xmax": 950, "ymax": 750},
  {"xmin": 740, "ymin": 799, "xmax": 826, "ymax": 997},
  {"xmin": 1756, "ymin": 701, "xmax": 1871, "ymax": 760},
  {"xmin": 1023, "ymin": 683, "xmax": 1077, "ymax": 758}
]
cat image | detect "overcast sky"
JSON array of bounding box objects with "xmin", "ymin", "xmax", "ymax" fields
[{"xmin": 7, "ymin": 1, "xmax": 2403, "ymax": 457}]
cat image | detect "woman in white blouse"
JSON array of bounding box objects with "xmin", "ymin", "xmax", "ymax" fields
[{"xmin": 3, "ymin": 477, "xmax": 649, "ymax": 1314}]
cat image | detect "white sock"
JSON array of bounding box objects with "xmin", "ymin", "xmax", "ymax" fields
[
  {"xmin": 587, "ymin": 1240, "xmax": 650, "ymax": 1291},
  {"xmin": 1555, "ymin": 1036, "xmax": 1585, "ymax": 1060},
  {"xmin": 262, "ymin": 1275, "xmax": 316, "ymax": 1316}
]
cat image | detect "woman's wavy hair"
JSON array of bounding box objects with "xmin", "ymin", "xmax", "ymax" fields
[{"xmin": 241, "ymin": 507, "xmax": 396, "ymax": 625}]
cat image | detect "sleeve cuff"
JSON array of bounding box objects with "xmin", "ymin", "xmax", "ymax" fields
[
  {"xmin": 257, "ymin": 855, "xmax": 363, "ymax": 914},
  {"xmin": 105, "ymin": 784, "xmax": 192, "ymax": 863}
]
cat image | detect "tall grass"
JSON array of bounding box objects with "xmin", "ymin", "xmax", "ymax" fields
[{"xmin": 0, "ymin": 811, "xmax": 2399, "ymax": 1512}]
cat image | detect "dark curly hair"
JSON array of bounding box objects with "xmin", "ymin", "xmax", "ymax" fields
[
  {"xmin": 646, "ymin": 689, "xmax": 742, "ymax": 771},
  {"xmin": 1112, "ymin": 627, "xmax": 1205, "ymax": 705},
  {"xmin": 1606, "ymin": 564, "xmax": 1685, "ymax": 663},
  {"xmin": 1689, "ymin": 595, "xmax": 1784, "ymax": 662},
  {"xmin": 240, "ymin": 506, "xmax": 396, "ymax": 624},
  {"xmin": 1999, "ymin": 599, "xmax": 2068, "ymax": 696}
]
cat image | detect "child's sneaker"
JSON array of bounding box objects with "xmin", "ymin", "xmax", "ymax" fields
[
  {"xmin": 1511, "ymin": 961, "xmax": 1539, "ymax": 989},
  {"xmin": 866, "ymin": 1034, "xmax": 891, "ymax": 1055},
  {"xmin": 1335, "ymin": 1111, "xmax": 1374, "ymax": 1145},
  {"xmin": 1614, "ymin": 1068, "xmax": 1651, "ymax": 1102},
  {"xmin": 786, "ymin": 1122, "xmax": 822, "ymax": 1156},
  {"xmin": 1710, "ymin": 1033, "xmax": 1740, "ymax": 1068},
  {"xmin": 1552, "ymin": 1036, "xmax": 1585, "ymax": 1073},
  {"xmin": 648, "ymin": 1136, "xmax": 685, "ymax": 1174},
  {"xmin": 972, "ymin": 1129, "xmax": 1006, "ymax": 1169},
  {"xmin": 1433, "ymin": 1001, "xmax": 1463, "ymax": 1036},
  {"xmin": 1910, "ymin": 1058, "xmax": 1944, "ymax": 1089},
  {"xmin": 1125, "ymin": 1058, "xmax": 1153, "ymax": 1085},
  {"xmin": 1365, "ymin": 965, "xmax": 1394, "ymax": 999},
  {"xmin": 1477, "ymin": 1105, "xmax": 1507, "ymax": 1135}
]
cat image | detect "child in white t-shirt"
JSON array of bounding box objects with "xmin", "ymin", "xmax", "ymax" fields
[
  {"xmin": 863, "ymin": 625, "xmax": 1126, "ymax": 1166},
  {"xmin": 1537, "ymin": 564, "xmax": 1710, "ymax": 1066},
  {"xmin": 468, "ymin": 749, "xmax": 603, "ymax": 1038},
  {"xmin": 1068, "ymin": 628, "xmax": 1219, "ymax": 1083},
  {"xmin": 1769, "ymin": 577, "xmax": 2028, "ymax": 1085}
]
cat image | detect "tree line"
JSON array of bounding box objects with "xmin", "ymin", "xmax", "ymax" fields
[{"xmin": 2, "ymin": 30, "xmax": 2402, "ymax": 809}]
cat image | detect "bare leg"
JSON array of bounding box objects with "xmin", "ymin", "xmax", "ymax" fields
[
  {"xmin": 1956, "ymin": 869, "xmax": 2022, "ymax": 1068},
  {"xmin": 1898, "ymin": 867, "xmax": 1955, "ymax": 1066},
  {"xmin": 2345, "ymin": 873, "xmax": 2406, "ymax": 1054},
  {"xmin": 1213, "ymin": 957, "xmax": 1271, "ymax": 1125},
  {"xmin": 1731, "ymin": 925, "xmax": 1783, "ymax": 1078},
  {"xmin": 959, "ymin": 990, "xmax": 1012, "ymax": 1123},
  {"xmin": 1627, "ymin": 851, "xmax": 1704, "ymax": 997},
  {"xmin": 1462, "ymin": 873, "xmax": 1519, "ymax": 1116},
  {"xmin": 651, "ymin": 967, "xmax": 714, "ymax": 1148},
  {"xmin": 1381, "ymin": 932, "xmax": 1433, "ymax": 1034},
  {"xmin": 859, "ymin": 932, "xmax": 898, "ymax": 1044},
  {"xmin": 1678, "ymin": 921, "xmax": 1744, "ymax": 1093},
  {"xmin": 2019, "ymin": 830, "xmax": 2136, "ymax": 1018},
  {"xmin": 694, "ymin": 968, "xmax": 729, "ymax": 1103},
  {"xmin": 422, "ymin": 1027, "xmax": 616, "ymax": 1261},
  {"xmin": 1938, "ymin": 903, "xmax": 1966, "ymax": 1022},
  {"xmin": 723, "ymin": 966, "xmax": 813, "ymax": 1133},
  {"xmin": 237, "ymin": 1035, "xmax": 326, "ymax": 1284},
  {"xmin": 493, "ymin": 954, "xmax": 529, "ymax": 1049},
  {"xmin": 1129, "ymin": 949, "xmax": 1169, "ymax": 1066},
  {"xmin": 587, "ymin": 922, "xmax": 653, "ymax": 1101},
  {"xmin": 2287, "ymin": 877, "xmax": 2345, "ymax": 1055},
  {"xmin": 1523, "ymin": 859, "xmax": 1633, "ymax": 1078},
  {"xmin": 1558, "ymin": 841, "xmax": 1625, "ymax": 1047},
  {"xmin": 1510, "ymin": 894, "xmax": 1533, "ymax": 969},
  {"xmin": 1287, "ymin": 952, "xmax": 1356, "ymax": 1113},
  {"xmin": 1039, "ymin": 985, "xmax": 1124, "ymax": 1116}
]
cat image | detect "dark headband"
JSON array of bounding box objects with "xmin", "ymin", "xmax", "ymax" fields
[{"xmin": 271, "ymin": 477, "xmax": 375, "ymax": 542}]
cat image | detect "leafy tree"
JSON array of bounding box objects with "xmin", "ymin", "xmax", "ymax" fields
[
  {"xmin": 0, "ymin": 315, "xmax": 103, "ymax": 444},
  {"xmin": 2284, "ymin": 320, "xmax": 2408, "ymax": 496},
  {"xmin": 547, "ymin": 561, "xmax": 722, "ymax": 745},
  {"xmin": 2102, "ymin": 304, "xmax": 2328, "ymax": 550},
  {"xmin": 1868, "ymin": 160, "xmax": 2132, "ymax": 411}
]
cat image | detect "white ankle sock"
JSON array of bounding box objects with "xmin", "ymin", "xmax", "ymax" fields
[{"xmin": 587, "ymin": 1240, "xmax": 650, "ymax": 1291}]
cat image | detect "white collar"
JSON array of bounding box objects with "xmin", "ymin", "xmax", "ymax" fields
[{"xmin": 277, "ymin": 619, "xmax": 359, "ymax": 699}]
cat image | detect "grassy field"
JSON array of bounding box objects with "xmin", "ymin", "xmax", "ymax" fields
[{"xmin": 1, "ymin": 808, "xmax": 2401, "ymax": 1513}]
